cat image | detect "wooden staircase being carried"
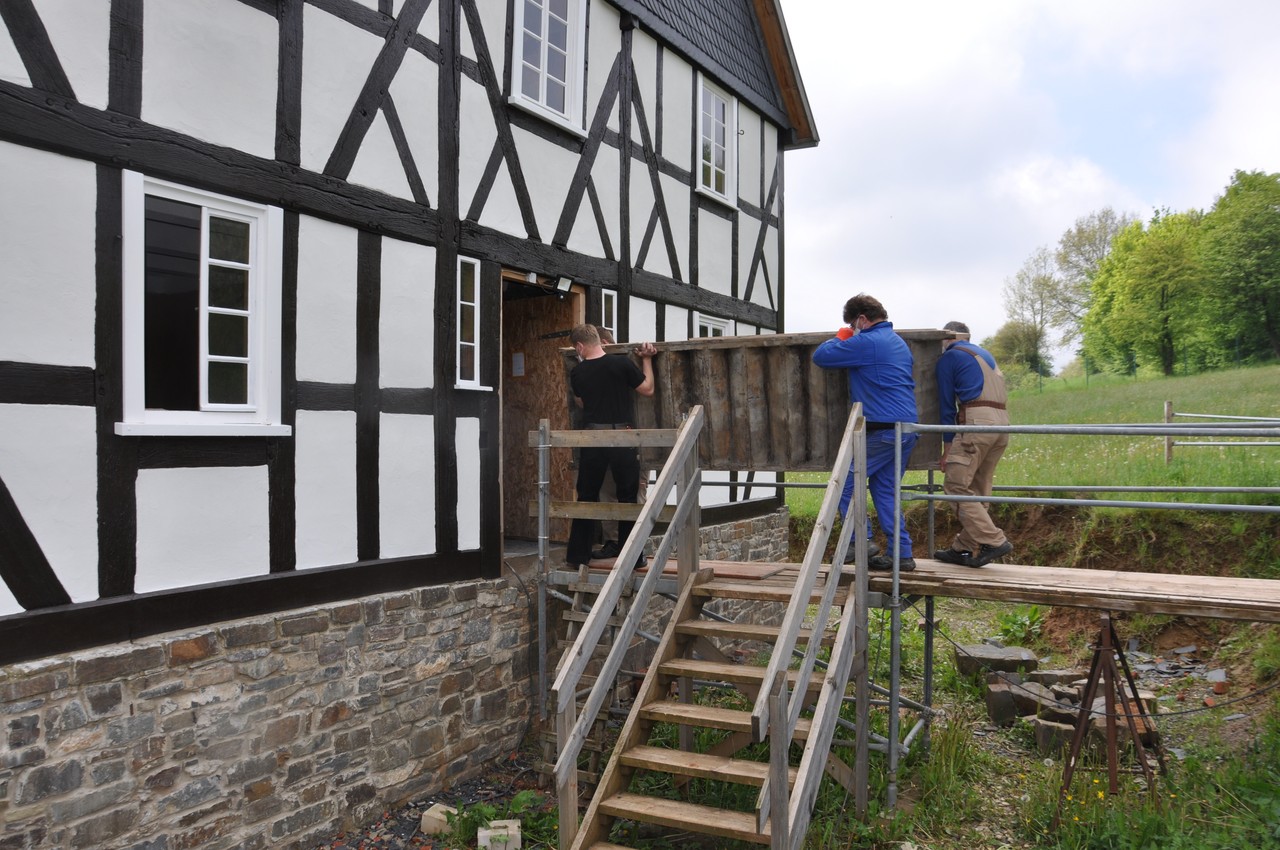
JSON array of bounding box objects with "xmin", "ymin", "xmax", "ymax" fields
[{"xmin": 544, "ymin": 404, "xmax": 877, "ymax": 850}]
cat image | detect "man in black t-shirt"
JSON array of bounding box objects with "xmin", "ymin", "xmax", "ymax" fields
[{"xmin": 564, "ymin": 323, "xmax": 657, "ymax": 568}]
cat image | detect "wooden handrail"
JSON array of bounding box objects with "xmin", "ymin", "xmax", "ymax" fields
[{"xmin": 550, "ymin": 407, "xmax": 705, "ymax": 849}]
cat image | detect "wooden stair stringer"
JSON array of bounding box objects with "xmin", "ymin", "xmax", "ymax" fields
[{"xmin": 567, "ymin": 567, "xmax": 716, "ymax": 850}]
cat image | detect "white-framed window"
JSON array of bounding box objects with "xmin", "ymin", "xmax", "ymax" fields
[
  {"xmin": 600, "ymin": 289, "xmax": 617, "ymax": 340},
  {"xmin": 457, "ymin": 256, "xmax": 484, "ymax": 388},
  {"xmin": 117, "ymin": 171, "xmax": 287, "ymax": 436},
  {"xmin": 696, "ymin": 312, "xmax": 733, "ymax": 338},
  {"xmin": 511, "ymin": 0, "xmax": 586, "ymax": 134},
  {"xmin": 697, "ymin": 74, "xmax": 736, "ymax": 204}
]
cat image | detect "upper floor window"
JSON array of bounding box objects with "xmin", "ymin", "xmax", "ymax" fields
[
  {"xmin": 697, "ymin": 74, "xmax": 736, "ymax": 203},
  {"xmin": 117, "ymin": 172, "xmax": 287, "ymax": 436},
  {"xmin": 512, "ymin": 0, "xmax": 585, "ymax": 132},
  {"xmin": 696, "ymin": 312, "xmax": 733, "ymax": 338},
  {"xmin": 457, "ymin": 257, "xmax": 483, "ymax": 388}
]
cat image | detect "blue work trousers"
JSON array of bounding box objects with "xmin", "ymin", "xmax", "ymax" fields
[{"xmin": 839, "ymin": 429, "xmax": 918, "ymax": 558}]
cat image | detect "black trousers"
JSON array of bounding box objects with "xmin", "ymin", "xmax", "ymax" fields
[{"xmin": 566, "ymin": 445, "xmax": 641, "ymax": 565}]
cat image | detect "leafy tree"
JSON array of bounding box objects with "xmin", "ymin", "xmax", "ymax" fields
[
  {"xmin": 1081, "ymin": 211, "xmax": 1206, "ymax": 375},
  {"xmin": 1199, "ymin": 170, "xmax": 1280, "ymax": 361},
  {"xmin": 1001, "ymin": 247, "xmax": 1056, "ymax": 374},
  {"xmin": 1051, "ymin": 207, "xmax": 1137, "ymax": 345},
  {"xmin": 982, "ymin": 320, "xmax": 1049, "ymax": 387}
]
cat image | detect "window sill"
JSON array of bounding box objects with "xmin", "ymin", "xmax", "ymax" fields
[
  {"xmin": 115, "ymin": 422, "xmax": 293, "ymax": 437},
  {"xmin": 507, "ymin": 96, "xmax": 588, "ymax": 140},
  {"xmin": 696, "ymin": 184, "xmax": 738, "ymax": 211},
  {"xmin": 454, "ymin": 384, "xmax": 495, "ymax": 392}
]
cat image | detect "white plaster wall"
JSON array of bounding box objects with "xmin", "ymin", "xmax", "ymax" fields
[
  {"xmin": 380, "ymin": 237, "xmax": 436, "ymax": 388},
  {"xmin": 587, "ymin": 1, "xmax": 621, "ymax": 133},
  {"xmin": 456, "ymin": 417, "xmax": 481, "ymax": 550},
  {"xmin": 569, "ymin": 143, "xmax": 620, "ymax": 258},
  {"xmin": 0, "ymin": 24, "xmax": 31, "ymax": 89},
  {"xmin": 296, "ymin": 216, "xmax": 359, "ymax": 384},
  {"xmin": 294, "ymin": 410, "xmax": 358, "ymax": 568},
  {"xmin": 764, "ymin": 129, "xmax": 779, "ymax": 216},
  {"xmin": 468, "ymin": 0, "xmax": 506, "ymax": 74},
  {"xmin": 698, "ymin": 470, "xmax": 780, "ymax": 508},
  {"xmin": 31, "ymin": 0, "xmax": 110, "ymax": 109},
  {"xmin": 460, "ymin": 77, "xmax": 505, "ymax": 226},
  {"xmin": 135, "ymin": 467, "xmax": 269, "ymax": 593},
  {"xmin": 696, "ymin": 210, "xmax": 734, "ymax": 297},
  {"xmin": 663, "ymin": 306, "xmax": 689, "ymax": 342},
  {"xmin": 348, "ymin": 114, "xmax": 413, "ymax": 201},
  {"xmin": 629, "ymin": 298, "xmax": 657, "ymax": 343},
  {"xmin": 739, "ymin": 216, "xmax": 766, "ymax": 309},
  {"xmin": 348, "ymin": 49, "xmax": 439, "ymax": 202},
  {"xmin": 0, "ymin": 144, "xmax": 96, "ymax": 367},
  {"xmin": 629, "ymin": 160, "xmax": 662, "ymax": 276},
  {"xmin": 515, "ymin": 127, "xmax": 585, "ymax": 246},
  {"xmin": 737, "ymin": 109, "xmax": 762, "ymax": 208},
  {"xmin": 631, "ymin": 30, "xmax": 659, "ymax": 145},
  {"xmin": 380, "ymin": 413, "xmax": 436, "ymax": 558},
  {"xmin": 659, "ymin": 174, "xmax": 691, "ymax": 282},
  {"xmin": 754, "ymin": 226, "xmax": 780, "ymax": 311},
  {"xmin": 143, "ymin": 0, "xmax": 277, "ymax": 159},
  {"xmin": 0, "ymin": 404, "xmax": 98, "ymax": 607},
  {"xmin": 660, "ymin": 53, "xmax": 694, "ymax": 172},
  {"xmin": 300, "ymin": 6, "xmax": 385, "ymax": 175}
]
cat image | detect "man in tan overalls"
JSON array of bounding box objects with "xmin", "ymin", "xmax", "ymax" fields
[{"xmin": 933, "ymin": 321, "xmax": 1013, "ymax": 567}]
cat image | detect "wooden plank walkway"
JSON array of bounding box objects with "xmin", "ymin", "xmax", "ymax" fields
[{"xmin": 680, "ymin": 559, "xmax": 1280, "ymax": 624}]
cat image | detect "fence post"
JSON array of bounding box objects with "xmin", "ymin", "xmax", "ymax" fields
[{"xmin": 1164, "ymin": 401, "xmax": 1173, "ymax": 464}]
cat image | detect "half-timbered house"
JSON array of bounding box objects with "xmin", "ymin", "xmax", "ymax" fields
[{"xmin": 0, "ymin": 0, "xmax": 815, "ymax": 845}]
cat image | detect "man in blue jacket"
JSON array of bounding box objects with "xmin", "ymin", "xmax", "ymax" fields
[
  {"xmin": 934, "ymin": 321, "xmax": 1013, "ymax": 567},
  {"xmin": 813, "ymin": 294, "xmax": 918, "ymax": 571}
]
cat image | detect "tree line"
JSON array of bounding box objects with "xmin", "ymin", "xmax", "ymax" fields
[{"xmin": 986, "ymin": 169, "xmax": 1280, "ymax": 387}]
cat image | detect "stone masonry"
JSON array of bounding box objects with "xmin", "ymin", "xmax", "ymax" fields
[{"xmin": 0, "ymin": 580, "xmax": 533, "ymax": 850}]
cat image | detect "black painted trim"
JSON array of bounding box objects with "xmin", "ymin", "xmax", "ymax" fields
[
  {"xmin": 0, "ymin": 0, "xmax": 76, "ymax": 100},
  {"xmin": 460, "ymin": 0, "xmax": 540, "ymax": 239},
  {"xmin": 0, "ymin": 473, "xmax": 71, "ymax": 610},
  {"xmin": 616, "ymin": 21, "xmax": 635, "ymax": 338},
  {"xmin": 776, "ymin": 141, "xmax": 786, "ymax": 330},
  {"xmin": 356, "ymin": 231, "xmax": 382, "ymax": 561},
  {"xmin": 382, "ymin": 387, "xmax": 435, "ymax": 415},
  {"xmin": 269, "ymin": 211, "xmax": 300, "ymax": 573},
  {"xmin": 0, "ymin": 551, "xmax": 486, "ymax": 666},
  {"xmin": 629, "ymin": 66, "xmax": 681, "ymax": 280},
  {"xmin": 0, "ymin": 81, "xmax": 443, "ymax": 249},
  {"xmin": 466, "ymin": 140, "xmax": 503, "ymax": 222},
  {"xmin": 382, "ymin": 93, "xmax": 431, "ymax": 206},
  {"xmin": 552, "ymin": 54, "xmax": 621, "ymax": 247},
  {"xmin": 0, "ymin": 362, "xmax": 95, "ymax": 406},
  {"xmin": 296, "ymin": 381, "xmax": 357, "ymax": 411},
  {"xmin": 636, "ymin": 205, "xmax": 658, "ymax": 269},
  {"xmin": 434, "ymin": 0, "xmax": 461, "ymax": 555},
  {"xmin": 478, "ymin": 261, "xmax": 502, "ymax": 576},
  {"xmin": 107, "ymin": 0, "xmax": 143, "ymax": 117},
  {"xmin": 276, "ymin": 0, "xmax": 304, "ymax": 165},
  {"xmin": 94, "ymin": 165, "xmax": 137, "ymax": 598},
  {"xmin": 324, "ymin": 0, "xmax": 432, "ymax": 179},
  {"xmin": 137, "ymin": 439, "xmax": 268, "ymax": 469},
  {"xmin": 585, "ymin": 177, "xmax": 616, "ymax": 261}
]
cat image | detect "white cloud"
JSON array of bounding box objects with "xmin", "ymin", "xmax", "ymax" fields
[{"xmin": 779, "ymin": 0, "xmax": 1280, "ymax": 365}]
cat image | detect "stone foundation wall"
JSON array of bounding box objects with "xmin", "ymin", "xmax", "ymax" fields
[{"xmin": 0, "ymin": 581, "xmax": 534, "ymax": 850}]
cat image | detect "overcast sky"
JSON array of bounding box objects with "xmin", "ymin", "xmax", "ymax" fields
[{"xmin": 778, "ymin": 0, "xmax": 1280, "ymax": 368}]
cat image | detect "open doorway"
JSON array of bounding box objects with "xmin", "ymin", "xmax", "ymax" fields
[{"xmin": 500, "ymin": 272, "xmax": 581, "ymax": 553}]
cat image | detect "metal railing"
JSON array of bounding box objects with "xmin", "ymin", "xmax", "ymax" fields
[{"xmin": 1163, "ymin": 401, "xmax": 1280, "ymax": 462}]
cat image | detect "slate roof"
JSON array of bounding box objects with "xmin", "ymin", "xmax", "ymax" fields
[
  {"xmin": 609, "ymin": 0, "xmax": 815, "ymax": 144},
  {"xmin": 624, "ymin": 0, "xmax": 784, "ymax": 114}
]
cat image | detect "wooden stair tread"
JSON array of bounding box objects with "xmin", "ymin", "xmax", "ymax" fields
[
  {"xmin": 658, "ymin": 658, "xmax": 824, "ymax": 693},
  {"xmin": 598, "ymin": 791, "xmax": 769, "ymax": 845},
  {"xmin": 620, "ymin": 744, "xmax": 796, "ymax": 786},
  {"xmin": 640, "ymin": 700, "xmax": 812, "ymax": 739},
  {"xmin": 696, "ymin": 578, "xmax": 848, "ymax": 604},
  {"xmin": 676, "ymin": 619, "xmax": 833, "ymax": 645}
]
